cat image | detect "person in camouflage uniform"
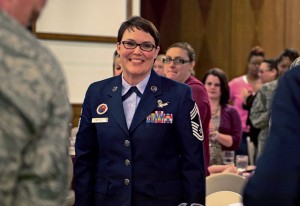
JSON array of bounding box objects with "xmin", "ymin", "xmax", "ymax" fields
[
  {"xmin": 250, "ymin": 50, "xmax": 299, "ymax": 159},
  {"xmin": 249, "ymin": 59, "xmax": 278, "ymax": 159},
  {"xmin": 0, "ymin": 0, "xmax": 71, "ymax": 205},
  {"xmin": 250, "ymin": 80, "xmax": 278, "ymax": 159}
]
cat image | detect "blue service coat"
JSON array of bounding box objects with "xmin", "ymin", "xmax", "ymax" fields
[
  {"xmin": 74, "ymin": 71, "xmax": 206, "ymax": 206},
  {"xmin": 243, "ymin": 66, "xmax": 300, "ymax": 205}
]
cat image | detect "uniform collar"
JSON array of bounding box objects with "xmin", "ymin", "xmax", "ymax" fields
[{"xmin": 121, "ymin": 72, "xmax": 150, "ymax": 96}]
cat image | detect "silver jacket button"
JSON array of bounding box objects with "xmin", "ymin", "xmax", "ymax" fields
[
  {"xmin": 125, "ymin": 159, "xmax": 130, "ymax": 166},
  {"xmin": 124, "ymin": 140, "xmax": 130, "ymax": 147},
  {"xmin": 124, "ymin": 178, "xmax": 130, "ymax": 185}
]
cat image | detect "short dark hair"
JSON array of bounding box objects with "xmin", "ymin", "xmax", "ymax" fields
[
  {"xmin": 117, "ymin": 16, "xmax": 160, "ymax": 47},
  {"xmin": 202, "ymin": 68, "xmax": 229, "ymax": 106},
  {"xmin": 247, "ymin": 46, "xmax": 265, "ymax": 62},
  {"xmin": 165, "ymin": 42, "xmax": 196, "ymax": 61},
  {"xmin": 277, "ymin": 48, "xmax": 299, "ymax": 64},
  {"xmin": 263, "ymin": 58, "xmax": 279, "ymax": 78}
]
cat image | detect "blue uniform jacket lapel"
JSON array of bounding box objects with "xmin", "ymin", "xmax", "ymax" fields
[
  {"xmin": 106, "ymin": 76, "xmax": 129, "ymax": 136},
  {"xmin": 129, "ymin": 71, "xmax": 162, "ymax": 133}
]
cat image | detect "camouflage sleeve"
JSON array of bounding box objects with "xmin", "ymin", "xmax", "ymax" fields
[
  {"xmin": 0, "ymin": 95, "xmax": 69, "ymax": 206},
  {"xmin": 0, "ymin": 12, "xmax": 70, "ymax": 205},
  {"xmin": 249, "ymin": 89, "xmax": 270, "ymax": 129},
  {"xmin": 0, "ymin": 95, "xmax": 33, "ymax": 205}
]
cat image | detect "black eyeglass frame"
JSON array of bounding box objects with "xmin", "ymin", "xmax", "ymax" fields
[
  {"xmin": 163, "ymin": 57, "xmax": 192, "ymax": 65},
  {"xmin": 121, "ymin": 41, "xmax": 157, "ymax": 52}
]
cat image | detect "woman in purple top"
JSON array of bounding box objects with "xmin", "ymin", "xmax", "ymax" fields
[{"xmin": 203, "ymin": 68, "xmax": 242, "ymax": 166}]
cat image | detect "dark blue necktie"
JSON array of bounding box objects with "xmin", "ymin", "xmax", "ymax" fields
[{"xmin": 122, "ymin": 86, "xmax": 142, "ymax": 101}]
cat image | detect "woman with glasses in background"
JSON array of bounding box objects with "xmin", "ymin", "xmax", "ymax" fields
[{"xmin": 164, "ymin": 42, "xmax": 211, "ymax": 176}]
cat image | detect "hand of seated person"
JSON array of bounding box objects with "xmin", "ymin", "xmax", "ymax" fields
[
  {"xmin": 208, "ymin": 164, "xmax": 238, "ymax": 175},
  {"xmin": 223, "ymin": 164, "xmax": 238, "ymax": 174}
]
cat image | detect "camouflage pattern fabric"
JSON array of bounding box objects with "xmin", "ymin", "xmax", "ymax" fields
[
  {"xmin": 0, "ymin": 11, "xmax": 71, "ymax": 206},
  {"xmin": 250, "ymin": 80, "xmax": 277, "ymax": 158},
  {"xmin": 290, "ymin": 57, "xmax": 300, "ymax": 70}
]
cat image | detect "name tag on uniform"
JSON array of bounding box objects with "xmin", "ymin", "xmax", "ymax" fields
[{"xmin": 92, "ymin": 118, "xmax": 108, "ymax": 123}]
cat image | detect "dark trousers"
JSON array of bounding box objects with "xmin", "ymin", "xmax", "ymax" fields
[{"xmin": 235, "ymin": 132, "xmax": 249, "ymax": 156}]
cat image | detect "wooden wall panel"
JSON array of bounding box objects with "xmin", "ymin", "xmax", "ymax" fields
[
  {"xmin": 231, "ymin": 0, "xmax": 256, "ymax": 78},
  {"xmin": 205, "ymin": 0, "xmax": 231, "ymax": 78},
  {"xmin": 71, "ymin": 104, "xmax": 82, "ymax": 128},
  {"xmin": 141, "ymin": 0, "xmax": 300, "ymax": 81},
  {"xmin": 180, "ymin": 1, "xmax": 205, "ymax": 76},
  {"xmin": 258, "ymin": 0, "xmax": 285, "ymax": 58},
  {"xmin": 154, "ymin": 0, "xmax": 182, "ymax": 53},
  {"xmin": 285, "ymin": 0, "xmax": 300, "ymax": 49}
]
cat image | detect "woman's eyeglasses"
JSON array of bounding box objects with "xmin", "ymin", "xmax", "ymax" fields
[
  {"xmin": 121, "ymin": 41, "xmax": 156, "ymax": 52},
  {"xmin": 163, "ymin": 57, "xmax": 192, "ymax": 65}
]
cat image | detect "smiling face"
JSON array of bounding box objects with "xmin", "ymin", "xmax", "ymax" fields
[
  {"xmin": 164, "ymin": 47, "xmax": 195, "ymax": 83},
  {"xmin": 117, "ymin": 28, "xmax": 159, "ymax": 85}
]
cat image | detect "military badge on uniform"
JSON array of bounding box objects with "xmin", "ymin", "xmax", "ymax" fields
[
  {"xmin": 146, "ymin": 111, "xmax": 173, "ymax": 124},
  {"xmin": 96, "ymin": 103, "xmax": 108, "ymax": 115},
  {"xmin": 157, "ymin": 100, "xmax": 169, "ymax": 108},
  {"xmin": 112, "ymin": 86, "xmax": 118, "ymax": 92},
  {"xmin": 151, "ymin": 86, "xmax": 157, "ymax": 92},
  {"xmin": 190, "ymin": 103, "xmax": 203, "ymax": 141}
]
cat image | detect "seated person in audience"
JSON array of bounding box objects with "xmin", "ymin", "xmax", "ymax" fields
[
  {"xmin": 202, "ymin": 68, "xmax": 242, "ymax": 167},
  {"xmin": 153, "ymin": 54, "xmax": 165, "ymax": 76},
  {"xmin": 164, "ymin": 42, "xmax": 211, "ymax": 176},
  {"xmin": 112, "ymin": 50, "xmax": 123, "ymax": 76},
  {"xmin": 208, "ymin": 164, "xmax": 238, "ymax": 175}
]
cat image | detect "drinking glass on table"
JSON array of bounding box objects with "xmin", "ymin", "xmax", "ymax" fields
[
  {"xmin": 236, "ymin": 155, "xmax": 249, "ymax": 172},
  {"xmin": 222, "ymin": 150, "xmax": 235, "ymax": 165}
]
